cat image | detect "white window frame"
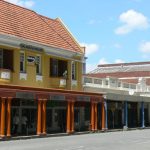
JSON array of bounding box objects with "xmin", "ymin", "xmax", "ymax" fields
[
  {"xmin": 20, "ymin": 51, "xmax": 26, "ymax": 73},
  {"xmin": 36, "ymin": 55, "xmax": 42, "ymax": 75},
  {"xmin": 72, "ymin": 61, "xmax": 76, "ymax": 80}
]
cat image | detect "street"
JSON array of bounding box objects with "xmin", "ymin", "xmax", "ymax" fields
[{"xmin": 1, "ymin": 129, "xmax": 150, "ymax": 150}]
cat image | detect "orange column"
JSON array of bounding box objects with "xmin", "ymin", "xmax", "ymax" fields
[
  {"xmin": 6, "ymin": 97, "xmax": 12, "ymax": 137},
  {"xmin": 37, "ymin": 100, "xmax": 42, "ymax": 135},
  {"xmin": 71, "ymin": 101, "xmax": 74, "ymax": 133},
  {"xmin": 42, "ymin": 100, "xmax": 47, "ymax": 135},
  {"xmin": 0, "ymin": 100, "xmax": 1, "ymax": 135},
  {"xmin": 1, "ymin": 97, "xmax": 6, "ymax": 137},
  {"xmin": 91, "ymin": 102, "xmax": 95, "ymax": 131},
  {"xmin": 66, "ymin": 101, "xmax": 71, "ymax": 133},
  {"xmin": 94, "ymin": 103, "xmax": 98, "ymax": 131},
  {"xmin": 101, "ymin": 102, "xmax": 105, "ymax": 130}
]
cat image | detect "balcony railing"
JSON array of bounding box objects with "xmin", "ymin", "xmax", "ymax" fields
[{"xmin": 83, "ymin": 76, "xmax": 150, "ymax": 93}]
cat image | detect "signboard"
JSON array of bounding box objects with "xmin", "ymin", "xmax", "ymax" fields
[
  {"xmin": 60, "ymin": 79, "xmax": 66, "ymax": 86},
  {"xmin": 20, "ymin": 43, "xmax": 43, "ymax": 52},
  {"xmin": 50, "ymin": 95, "xmax": 66, "ymax": 101},
  {"xmin": 16, "ymin": 92, "xmax": 35, "ymax": 99},
  {"xmin": 76, "ymin": 96, "xmax": 90, "ymax": 102},
  {"xmin": 1, "ymin": 72, "xmax": 10, "ymax": 79},
  {"xmin": 27, "ymin": 56, "xmax": 35, "ymax": 63}
]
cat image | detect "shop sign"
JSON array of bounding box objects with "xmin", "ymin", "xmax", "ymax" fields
[
  {"xmin": 20, "ymin": 43, "xmax": 43, "ymax": 52},
  {"xmin": 16, "ymin": 92, "xmax": 35, "ymax": 99},
  {"xmin": 1, "ymin": 71, "xmax": 10, "ymax": 79},
  {"xmin": 50, "ymin": 95, "xmax": 66, "ymax": 101},
  {"xmin": 27, "ymin": 56, "xmax": 35, "ymax": 63},
  {"xmin": 77, "ymin": 96, "xmax": 90, "ymax": 102}
]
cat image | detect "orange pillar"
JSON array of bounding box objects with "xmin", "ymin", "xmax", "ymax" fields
[
  {"xmin": 94, "ymin": 103, "xmax": 98, "ymax": 131},
  {"xmin": 0, "ymin": 100, "xmax": 1, "ymax": 135},
  {"xmin": 71, "ymin": 101, "xmax": 74, "ymax": 133},
  {"xmin": 66, "ymin": 101, "xmax": 71, "ymax": 133},
  {"xmin": 6, "ymin": 97, "xmax": 12, "ymax": 137},
  {"xmin": 91, "ymin": 102, "xmax": 95, "ymax": 131},
  {"xmin": 37, "ymin": 100, "xmax": 42, "ymax": 135},
  {"xmin": 42, "ymin": 100, "xmax": 47, "ymax": 134},
  {"xmin": 101, "ymin": 102, "xmax": 105, "ymax": 130},
  {"xmin": 1, "ymin": 97, "xmax": 6, "ymax": 137}
]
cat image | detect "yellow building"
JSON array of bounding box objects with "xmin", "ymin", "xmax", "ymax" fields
[{"xmin": 0, "ymin": 0, "xmax": 104, "ymax": 138}]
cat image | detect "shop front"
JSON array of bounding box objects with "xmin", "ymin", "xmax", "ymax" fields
[{"xmin": 0, "ymin": 84, "xmax": 104, "ymax": 138}]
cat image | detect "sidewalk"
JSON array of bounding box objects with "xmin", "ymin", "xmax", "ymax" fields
[{"xmin": 0, "ymin": 127, "xmax": 150, "ymax": 142}]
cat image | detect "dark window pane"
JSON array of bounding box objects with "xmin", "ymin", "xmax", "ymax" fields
[
  {"xmin": 3, "ymin": 49, "xmax": 13, "ymax": 70},
  {"xmin": 50, "ymin": 58, "xmax": 67, "ymax": 77}
]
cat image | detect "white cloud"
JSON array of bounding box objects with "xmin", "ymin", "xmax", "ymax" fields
[
  {"xmin": 114, "ymin": 43, "xmax": 122, "ymax": 49},
  {"xmin": 86, "ymin": 58, "xmax": 108, "ymax": 73},
  {"xmin": 115, "ymin": 59, "xmax": 125, "ymax": 63},
  {"xmin": 98, "ymin": 58, "xmax": 109, "ymax": 65},
  {"xmin": 115, "ymin": 9, "xmax": 149, "ymax": 35},
  {"xmin": 86, "ymin": 58, "xmax": 125, "ymax": 73},
  {"xmin": 5, "ymin": 0, "xmax": 34, "ymax": 8},
  {"xmin": 80, "ymin": 43, "xmax": 99, "ymax": 56},
  {"xmin": 140, "ymin": 41, "xmax": 150, "ymax": 53}
]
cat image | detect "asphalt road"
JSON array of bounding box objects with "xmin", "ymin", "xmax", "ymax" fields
[{"xmin": 1, "ymin": 129, "xmax": 150, "ymax": 150}]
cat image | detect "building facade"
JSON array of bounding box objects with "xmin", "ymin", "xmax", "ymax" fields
[
  {"xmin": 84, "ymin": 62, "xmax": 150, "ymax": 130},
  {"xmin": 0, "ymin": 1, "xmax": 105, "ymax": 138}
]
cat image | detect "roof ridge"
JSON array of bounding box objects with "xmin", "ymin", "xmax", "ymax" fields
[
  {"xmin": 56, "ymin": 18, "xmax": 83, "ymax": 53},
  {"xmin": 39, "ymin": 15, "xmax": 79, "ymax": 52},
  {"xmin": 98, "ymin": 61, "xmax": 150, "ymax": 67},
  {"xmin": 33, "ymin": 12, "xmax": 75, "ymax": 51},
  {"xmin": 39, "ymin": 14, "xmax": 57, "ymax": 22}
]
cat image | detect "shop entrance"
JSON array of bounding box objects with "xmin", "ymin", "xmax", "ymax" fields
[
  {"xmin": 74, "ymin": 102, "xmax": 91, "ymax": 132},
  {"xmin": 46, "ymin": 100, "xmax": 67, "ymax": 133},
  {"xmin": 107, "ymin": 101, "xmax": 123, "ymax": 129},
  {"xmin": 128, "ymin": 102, "xmax": 138, "ymax": 128},
  {"xmin": 11, "ymin": 99, "xmax": 37, "ymax": 136}
]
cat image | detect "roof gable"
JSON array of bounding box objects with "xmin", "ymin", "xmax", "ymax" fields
[
  {"xmin": 41, "ymin": 16, "xmax": 83, "ymax": 53},
  {"xmin": 0, "ymin": 0, "xmax": 83, "ymax": 53}
]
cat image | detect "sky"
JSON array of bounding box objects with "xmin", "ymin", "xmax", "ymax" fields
[{"xmin": 5, "ymin": 0, "xmax": 150, "ymax": 72}]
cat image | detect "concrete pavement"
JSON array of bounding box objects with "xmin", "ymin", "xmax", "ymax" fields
[{"xmin": 1, "ymin": 129, "xmax": 150, "ymax": 150}]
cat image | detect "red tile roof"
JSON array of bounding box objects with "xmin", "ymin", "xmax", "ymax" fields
[
  {"xmin": 86, "ymin": 71, "xmax": 150, "ymax": 78},
  {"xmin": 98, "ymin": 61, "xmax": 150, "ymax": 67},
  {"xmin": 41, "ymin": 16, "xmax": 82, "ymax": 53},
  {"xmin": 0, "ymin": 0, "xmax": 83, "ymax": 53}
]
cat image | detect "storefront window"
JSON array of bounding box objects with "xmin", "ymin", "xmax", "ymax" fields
[{"xmin": 11, "ymin": 98, "xmax": 37, "ymax": 136}]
